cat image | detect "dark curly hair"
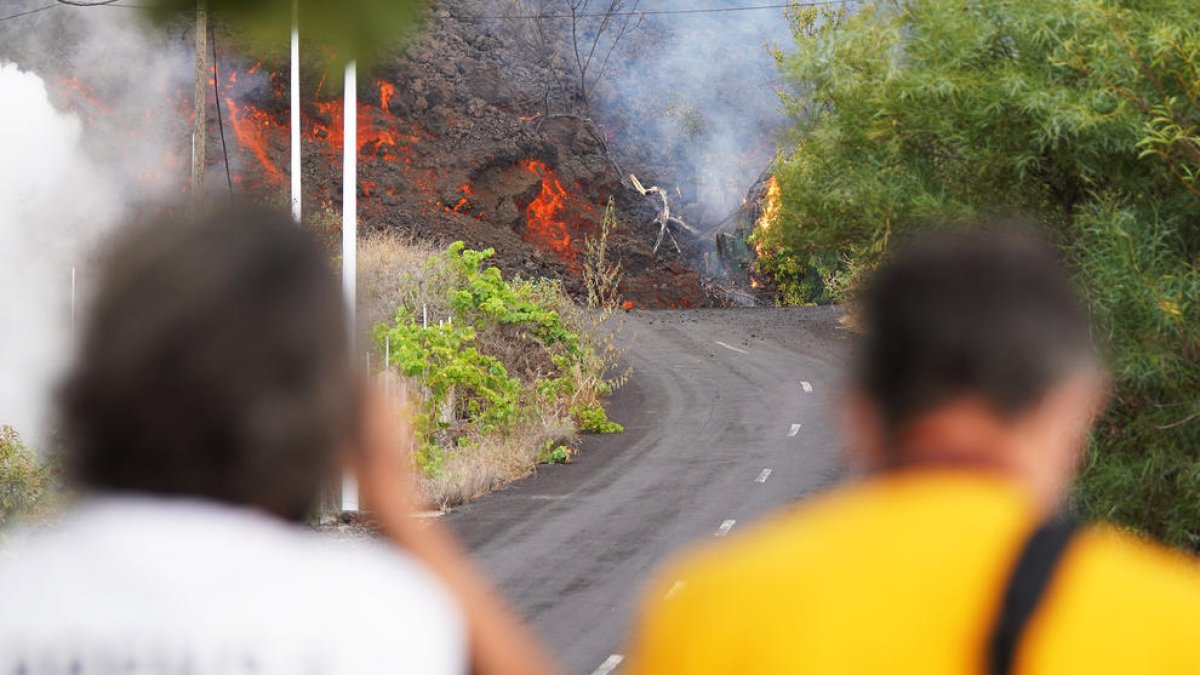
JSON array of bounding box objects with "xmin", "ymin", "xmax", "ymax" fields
[
  {"xmin": 59, "ymin": 204, "xmax": 358, "ymax": 520},
  {"xmin": 856, "ymin": 228, "xmax": 1098, "ymax": 435}
]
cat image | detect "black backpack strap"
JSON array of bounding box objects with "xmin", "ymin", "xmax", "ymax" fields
[{"xmin": 987, "ymin": 514, "xmax": 1079, "ymax": 675}]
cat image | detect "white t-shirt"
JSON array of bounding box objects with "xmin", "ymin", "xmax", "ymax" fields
[{"xmin": 0, "ymin": 496, "xmax": 466, "ymax": 674}]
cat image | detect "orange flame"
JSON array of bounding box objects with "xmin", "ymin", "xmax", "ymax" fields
[
  {"xmin": 754, "ymin": 175, "xmax": 781, "ymax": 257},
  {"xmin": 756, "ymin": 175, "xmax": 781, "ymax": 234},
  {"xmin": 520, "ymin": 159, "xmax": 574, "ymax": 259},
  {"xmin": 378, "ymin": 80, "xmax": 395, "ymax": 113}
]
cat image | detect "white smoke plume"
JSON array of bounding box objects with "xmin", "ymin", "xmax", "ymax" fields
[
  {"xmin": 595, "ymin": 0, "xmax": 794, "ymax": 226},
  {"xmin": 0, "ymin": 5, "xmax": 192, "ymax": 445},
  {"xmin": 0, "ymin": 63, "xmax": 120, "ymax": 446},
  {"xmin": 495, "ymin": 0, "xmax": 797, "ymax": 229}
]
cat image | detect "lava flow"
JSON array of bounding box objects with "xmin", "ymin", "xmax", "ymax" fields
[
  {"xmin": 520, "ymin": 159, "xmax": 576, "ymax": 259},
  {"xmin": 214, "ymin": 68, "xmax": 425, "ymax": 193}
]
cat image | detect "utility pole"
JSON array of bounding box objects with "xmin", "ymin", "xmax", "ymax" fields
[
  {"xmin": 290, "ymin": 0, "xmax": 301, "ymax": 222},
  {"xmin": 191, "ymin": 0, "xmax": 208, "ymax": 203}
]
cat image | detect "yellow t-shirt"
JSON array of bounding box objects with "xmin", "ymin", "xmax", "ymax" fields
[{"xmin": 626, "ymin": 471, "xmax": 1200, "ymax": 675}]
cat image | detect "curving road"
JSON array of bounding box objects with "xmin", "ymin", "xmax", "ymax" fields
[{"xmin": 446, "ymin": 308, "xmax": 849, "ymax": 674}]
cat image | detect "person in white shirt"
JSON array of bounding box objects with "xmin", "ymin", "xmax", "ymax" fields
[{"xmin": 0, "ymin": 204, "xmax": 560, "ymax": 675}]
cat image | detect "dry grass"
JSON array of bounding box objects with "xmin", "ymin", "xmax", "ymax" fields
[
  {"xmin": 356, "ymin": 233, "xmax": 444, "ymax": 335},
  {"xmin": 417, "ymin": 413, "xmax": 575, "ymax": 509}
]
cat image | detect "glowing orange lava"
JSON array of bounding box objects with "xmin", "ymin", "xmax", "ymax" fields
[
  {"xmin": 58, "ymin": 75, "xmax": 112, "ymax": 121},
  {"xmin": 520, "ymin": 159, "xmax": 575, "ymax": 259},
  {"xmin": 223, "ymin": 96, "xmax": 286, "ymax": 186},
  {"xmin": 378, "ymin": 80, "xmax": 395, "ymax": 113}
]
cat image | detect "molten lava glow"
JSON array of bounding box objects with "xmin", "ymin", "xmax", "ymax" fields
[
  {"xmin": 378, "ymin": 80, "xmax": 395, "ymax": 113},
  {"xmin": 58, "ymin": 75, "xmax": 111, "ymax": 121},
  {"xmin": 224, "ymin": 97, "xmax": 286, "ymax": 186},
  {"xmin": 308, "ymin": 98, "xmax": 414, "ymax": 161},
  {"xmin": 520, "ymin": 159, "xmax": 574, "ymax": 259}
]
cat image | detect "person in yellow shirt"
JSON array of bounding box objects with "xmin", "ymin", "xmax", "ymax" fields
[{"xmin": 626, "ymin": 230, "xmax": 1200, "ymax": 675}]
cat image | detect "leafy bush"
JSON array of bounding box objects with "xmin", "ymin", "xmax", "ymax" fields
[
  {"xmin": 0, "ymin": 426, "xmax": 52, "ymax": 526},
  {"xmin": 371, "ymin": 241, "xmax": 624, "ymax": 499},
  {"xmin": 764, "ymin": 0, "xmax": 1200, "ymax": 549}
]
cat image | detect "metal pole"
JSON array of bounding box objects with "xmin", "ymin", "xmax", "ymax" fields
[
  {"xmin": 289, "ymin": 0, "xmax": 302, "ymax": 222},
  {"xmin": 70, "ymin": 267, "xmax": 76, "ymax": 334},
  {"xmin": 340, "ymin": 59, "xmax": 359, "ymax": 512}
]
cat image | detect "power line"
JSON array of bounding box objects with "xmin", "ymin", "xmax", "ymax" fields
[
  {"xmin": 55, "ymin": 0, "xmax": 122, "ymax": 6},
  {"xmin": 4, "ymin": 0, "xmax": 846, "ymax": 23},
  {"xmin": 210, "ymin": 19, "xmax": 234, "ymax": 198},
  {"xmin": 0, "ymin": 4, "xmax": 55, "ymax": 23},
  {"xmin": 457, "ymin": 0, "xmax": 846, "ymax": 21}
]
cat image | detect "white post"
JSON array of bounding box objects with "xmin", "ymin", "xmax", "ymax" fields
[
  {"xmin": 340, "ymin": 59, "xmax": 359, "ymax": 512},
  {"xmin": 289, "ymin": 1, "xmax": 301, "ymax": 223},
  {"xmin": 70, "ymin": 266, "xmax": 76, "ymax": 333}
]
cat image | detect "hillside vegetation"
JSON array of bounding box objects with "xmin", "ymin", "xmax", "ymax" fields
[
  {"xmin": 758, "ymin": 0, "xmax": 1199, "ymax": 549},
  {"xmin": 358, "ymin": 226, "xmax": 626, "ymax": 508}
]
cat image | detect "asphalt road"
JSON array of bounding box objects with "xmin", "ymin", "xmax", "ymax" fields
[{"xmin": 446, "ymin": 308, "xmax": 849, "ymax": 674}]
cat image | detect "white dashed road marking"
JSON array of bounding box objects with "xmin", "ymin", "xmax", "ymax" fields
[
  {"xmin": 592, "ymin": 654, "xmax": 624, "ymax": 675},
  {"xmin": 801, "ymin": 381, "xmax": 813, "ymax": 393},
  {"xmin": 787, "ymin": 423, "xmax": 802, "ymax": 437},
  {"xmin": 715, "ymin": 519, "xmax": 737, "ymax": 537},
  {"xmin": 755, "ymin": 468, "xmax": 773, "ymax": 483},
  {"xmin": 664, "ymin": 580, "xmax": 686, "ymax": 599},
  {"xmin": 714, "ymin": 341, "xmax": 749, "ymax": 354}
]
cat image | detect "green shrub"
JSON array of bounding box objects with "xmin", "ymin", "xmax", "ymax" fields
[
  {"xmin": 572, "ymin": 402, "xmax": 625, "ymax": 434},
  {"xmin": 0, "ymin": 426, "xmax": 51, "ymax": 526},
  {"xmin": 373, "ymin": 242, "xmax": 625, "ymax": 483},
  {"xmin": 537, "ymin": 440, "xmax": 573, "ymax": 465}
]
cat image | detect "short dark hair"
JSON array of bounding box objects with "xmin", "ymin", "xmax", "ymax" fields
[
  {"xmin": 856, "ymin": 229, "xmax": 1096, "ymax": 433},
  {"xmin": 60, "ymin": 204, "xmax": 357, "ymax": 520}
]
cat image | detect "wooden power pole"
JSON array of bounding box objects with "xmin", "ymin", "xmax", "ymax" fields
[{"xmin": 192, "ymin": 0, "xmax": 208, "ymax": 203}]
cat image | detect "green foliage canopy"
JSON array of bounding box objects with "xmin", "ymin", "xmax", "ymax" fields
[{"xmin": 763, "ymin": 0, "xmax": 1199, "ymax": 549}]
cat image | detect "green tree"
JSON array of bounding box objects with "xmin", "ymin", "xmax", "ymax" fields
[
  {"xmin": 0, "ymin": 426, "xmax": 51, "ymax": 526},
  {"xmin": 762, "ymin": 0, "xmax": 1199, "ymax": 549}
]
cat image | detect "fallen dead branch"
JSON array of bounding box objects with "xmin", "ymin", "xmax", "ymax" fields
[{"xmin": 629, "ymin": 173, "xmax": 698, "ymax": 253}]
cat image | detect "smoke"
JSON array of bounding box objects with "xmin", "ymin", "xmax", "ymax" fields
[
  {"xmin": 497, "ymin": 0, "xmax": 794, "ymax": 230},
  {"xmin": 0, "ymin": 5, "xmax": 192, "ymax": 445},
  {"xmin": 0, "ymin": 63, "xmax": 118, "ymax": 446},
  {"xmin": 596, "ymin": 0, "xmax": 793, "ymax": 228}
]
